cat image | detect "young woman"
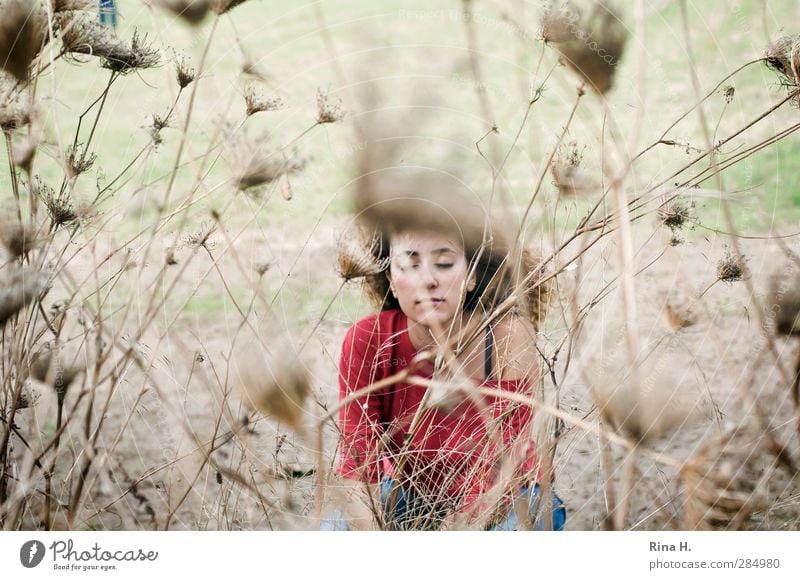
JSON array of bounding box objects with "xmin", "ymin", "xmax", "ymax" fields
[{"xmin": 327, "ymin": 222, "xmax": 566, "ymax": 530}]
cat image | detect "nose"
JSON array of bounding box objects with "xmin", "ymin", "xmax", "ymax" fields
[{"xmin": 418, "ymin": 263, "xmax": 439, "ymax": 289}]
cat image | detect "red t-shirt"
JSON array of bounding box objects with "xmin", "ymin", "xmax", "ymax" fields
[{"xmin": 335, "ymin": 308, "xmax": 541, "ymax": 511}]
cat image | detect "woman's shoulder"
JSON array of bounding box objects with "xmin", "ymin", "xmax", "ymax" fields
[
  {"xmin": 341, "ymin": 309, "xmax": 404, "ymax": 349},
  {"xmin": 490, "ymin": 311, "xmax": 539, "ymax": 381}
]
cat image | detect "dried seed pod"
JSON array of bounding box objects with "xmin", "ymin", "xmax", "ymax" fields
[
  {"xmin": 27, "ymin": 348, "xmax": 83, "ymax": 399},
  {"xmin": 244, "ymin": 87, "xmax": 283, "ymax": 116},
  {"xmin": 0, "ymin": 0, "xmax": 47, "ymax": 82},
  {"xmin": 717, "ymin": 249, "xmax": 747, "ymax": 283},
  {"xmin": 234, "ymin": 332, "xmax": 311, "ymax": 428},
  {"xmin": 316, "ymin": 89, "xmax": 345, "ymax": 124},
  {"xmin": 543, "ymin": 1, "xmax": 627, "ymax": 94},
  {"xmin": 231, "ymin": 136, "xmax": 305, "ymax": 192},
  {"xmin": 680, "ymin": 428, "xmax": 769, "ymax": 530},
  {"xmin": 662, "ymin": 300, "xmax": 696, "ymax": 332},
  {"xmin": 588, "ymin": 345, "xmax": 699, "ymax": 444},
  {"xmin": 0, "ymin": 267, "xmax": 47, "ymax": 327},
  {"xmin": 335, "ymin": 231, "xmax": 389, "ymax": 281},
  {"xmin": 149, "ymin": 0, "xmax": 212, "ymax": 24},
  {"xmin": 540, "ymin": 2, "xmax": 580, "ymax": 44},
  {"xmin": 658, "ymin": 198, "xmax": 696, "ymax": 233},
  {"xmin": 0, "ymin": 215, "xmax": 36, "ymax": 257},
  {"xmin": 60, "ymin": 18, "xmax": 159, "ymax": 74}
]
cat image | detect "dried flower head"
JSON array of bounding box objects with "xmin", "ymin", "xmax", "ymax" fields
[
  {"xmin": 39, "ymin": 180, "xmax": 78, "ymax": 229},
  {"xmin": 10, "ymin": 133, "xmax": 38, "ymax": 172},
  {"xmin": 662, "ymin": 299, "xmax": 696, "ymax": 332},
  {"xmin": 181, "ymin": 221, "xmax": 216, "ymax": 250},
  {"xmin": 658, "ymin": 198, "xmax": 696, "ymax": 233},
  {"xmin": 150, "ymin": 0, "xmax": 212, "ymax": 25},
  {"xmin": 765, "ymin": 35, "xmax": 800, "ymax": 87},
  {"xmin": 0, "ymin": 266, "xmax": 47, "ymax": 327},
  {"xmin": 767, "ymin": 280, "xmax": 800, "ymax": 337},
  {"xmin": 717, "ymin": 249, "xmax": 746, "ymax": 283},
  {"xmin": 316, "ymin": 88, "xmax": 345, "ymax": 124},
  {"xmin": 335, "ymin": 231, "xmax": 389, "ymax": 281},
  {"xmin": 27, "ymin": 347, "xmax": 84, "ymax": 399},
  {"xmin": 51, "ymin": 0, "xmax": 94, "ymax": 12},
  {"xmin": 65, "ymin": 143, "xmax": 96, "ymax": 178},
  {"xmin": 234, "ymin": 330, "xmax": 310, "ymax": 428},
  {"xmin": 551, "ymin": 142, "xmax": 599, "ymax": 197},
  {"xmin": 0, "ymin": 0, "xmax": 47, "ymax": 83},
  {"xmin": 680, "ymin": 428, "xmax": 769, "ymax": 530},
  {"xmin": 0, "ymin": 215, "xmax": 36, "ymax": 257},
  {"xmin": 244, "ymin": 86, "xmax": 283, "ymax": 116},
  {"xmin": 231, "ymin": 137, "xmax": 305, "ymax": 192},
  {"xmin": 589, "ymin": 346, "xmax": 699, "ymax": 443},
  {"xmin": 61, "ymin": 18, "xmax": 159, "ymax": 74},
  {"xmin": 543, "ymin": 1, "xmax": 627, "ymax": 94},
  {"xmin": 540, "ymin": 1, "xmax": 580, "ymax": 44},
  {"xmin": 0, "ymin": 89, "xmax": 32, "ymax": 133},
  {"xmin": 212, "ymin": 0, "xmax": 248, "ymax": 15},
  {"xmin": 175, "ymin": 55, "xmax": 196, "ymax": 88},
  {"xmin": 723, "ymin": 85, "xmax": 735, "ymax": 104}
]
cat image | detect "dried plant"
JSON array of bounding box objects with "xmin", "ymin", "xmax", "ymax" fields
[
  {"xmin": 212, "ymin": 0, "xmax": 249, "ymax": 16},
  {"xmin": 65, "ymin": 143, "xmax": 97, "ymax": 177},
  {"xmin": 61, "ymin": 19, "xmax": 160, "ymax": 74},
  {"xmin": 335, "ymin": 231, "xmax": 389, "ymax": 281},
  {"xmin": 0, "ymin": 266, "xmax": 47, "ymax": 327},
  {"xmin": 150, "ymin": 0, "xmax": 212, "ymax": 25},
  {"xmin": 0, "ymin": 215, "xmax": 36, "ymax": 257},
  {"xmin": 10, "ymin": 133, "xmax": 38, "ymax": 172},
  {"xmin": 662, "ymin": 299, "xmax": 696, "ymax": 332},
  {"xmin": 540, "ymin": 1, "xmax": 580, "ymax": 44},
  {"xmin": 234, "ymin": 330, "xmax": 311, "ymax": 429},
  {"xmin": 244, "ymin": 86, "xmax": 283, "ymax": 116},
  {"xmin": 588, "ymin": 350, "xmax": 699, "ymax": 444},
  {"xmin": 38, "ymin": 180, "xmax": 79, "ymax": 229},
  {"xmin": 542, "ymin": 1, "xmax": 627, "ymax": 94},
  {"xmin": 658, "ymin": 198, "xmax": 696, "ymax": 233},
  {"xmin": 316, "ymin": 88, "xmax": 345, "ymax": 124},
  {"xmin": 0, "ymin": 0, "xmax": 47, "ymax": 82},
  {"xmin": 175, "ymin": 55, "xmax": 196, "ymax": 88},
  {"xmin": 231, "ymin": 137, "xmax": 305, "ymax": 192},
  {"xmin": 551, "ymin": 142, "xmax": 599, "ymax": 197},
  {"xmin": 681, "ymin": 428, "xmax": 770, "ymax": 530},
  {"xmin": 717, "ymin": 249, "xmax": 747, "ymax": 283}
]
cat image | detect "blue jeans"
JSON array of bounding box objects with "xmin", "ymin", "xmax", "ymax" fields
[{"xmin": 320, "ymin": 478, "xmax": 567, "ymax": 531}]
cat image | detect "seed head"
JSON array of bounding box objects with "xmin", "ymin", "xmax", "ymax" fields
[
  {"xmin": 212, "ymin": 0, "xmax": 249, "ymax": 15},
  {"xmin": 150, "ymin": 0, "xmax": 212, "ymax": 25},
  {"xmin": 542, "ymin": 1, "xmax": 627, "ymax": 94},
  {"xmin": 551, "ymin": 142, "xmax": 599, "ymax": 197},
  {"xmin": 658, "ymin": 198, "xmax": 696, "ymax": 233},
  {"xmin": 244, "ymin": 86, "xmax": 283, "ymax": 116},
  {"xmin": 0, "ymin": 215, "xmax": 36, "ymax": 257},
  {"xmin": 231, "ymin": 136, "xmax": 305, "ymax": 192},
  {"xmin": 316, "ymin": 88, "xmax": 345, "ymax": 124},
  {"xmin": 175, "ymin": 55, "xmax": 196, "ymax": 88},
  {"xmin": 717, "ymin": 249, "xmax": 746, "ymax": 283},
  {"xmin": 0, "ymin": 0, "xmax": 48, "ymax": 83},
  {"xmin": 0, "ymin": 266, "xmax": 47, "ymax": 327},
  {"xmin": 234, "ymin": 331, "xmax": 311, "ymax": 429},
  {"xmin": 335, "ymin": 231, "xmax": 389, "ymax": 281},
  {"xmin": 65, "ymin": 143, "xmax": 96, "ymax": 178}
]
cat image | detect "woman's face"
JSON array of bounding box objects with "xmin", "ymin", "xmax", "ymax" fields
[{"xmin": 386, "ymin": 229, "xmax": 476, "ymax": 328}]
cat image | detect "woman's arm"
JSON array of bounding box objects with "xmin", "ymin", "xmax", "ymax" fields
[{"xmin": 336, "ymin": 317, "xmax": 387, "ymax": 484}]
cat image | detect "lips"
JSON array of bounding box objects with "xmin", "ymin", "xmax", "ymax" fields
[{"xmin": 416, "ymin": 298, "xmax": 445, "ymax": 304}]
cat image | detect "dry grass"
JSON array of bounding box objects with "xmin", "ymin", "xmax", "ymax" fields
[{"xmin": 0, "ymin": 0, "xmax": 799, "ymax": 533}]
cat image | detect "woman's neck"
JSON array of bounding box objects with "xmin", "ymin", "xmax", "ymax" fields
[{"xmin": 405, "ymin": 309, "xmax": 483, "ymax": 353}]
